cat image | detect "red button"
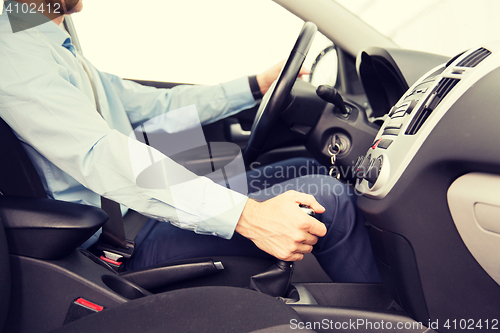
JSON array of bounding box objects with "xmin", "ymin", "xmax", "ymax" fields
[
  {"xmin": 100, "ymin": 255, "xmax": 122, "ymax": 267},
  {"xmin": 75, "ymin": 298, "xmax": 104, "ymax": 312}
]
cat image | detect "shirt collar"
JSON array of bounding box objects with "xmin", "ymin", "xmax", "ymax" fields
[{"xmin": 35, "ymin": 17, "xmax": 71, "ymax": 47}]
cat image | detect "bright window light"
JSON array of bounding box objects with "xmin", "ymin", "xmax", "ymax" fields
[
  {"xmin": 336, "ymin": 0, "xmax": 500, "ymax": 57},
  {"xmin": 71, "ymin": 0, "xmax": 331, "ymax": 85}
]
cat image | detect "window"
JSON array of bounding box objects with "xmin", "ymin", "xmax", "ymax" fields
[
  {"xmin": 336, "ymin": 0, "xmax": 500, "ymax": 57},
  {"xmin": 72, "ymin": 0, "xmax": 331, "ymax": 85}
]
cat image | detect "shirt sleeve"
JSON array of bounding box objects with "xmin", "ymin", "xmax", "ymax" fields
[
  {"xmin": 0, "ymin": 32, "xmax": 248, "ymax": 239},
  {"xmin": 101, "ymin": 72, "xmax": 257, "ymax": 130}
]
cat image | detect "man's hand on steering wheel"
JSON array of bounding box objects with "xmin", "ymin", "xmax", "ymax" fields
[{"xmin": 257, "ymin": 60, "xmax": 310, "ymax": 95}]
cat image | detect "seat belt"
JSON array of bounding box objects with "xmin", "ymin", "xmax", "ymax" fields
[
  {"xmin": 98, "ymin": 197, "xmax": 129, "ymax": 249},
  {"xmin": 78, "ymin": 54, "xmax": 145, "ymax": 259}
]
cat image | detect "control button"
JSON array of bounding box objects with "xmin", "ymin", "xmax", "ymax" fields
[
  {"xmin": 389, "ymin": 101, "xmax": 408, "ymax": 117},
  {"xmin": 382, "ymin": 128, "xmax": 401, "ymax": 136},
  {"xmin": 365, "ymin": 156, "xmax": 383, "ymax": 188},
  {"xmin": 75, "ymin": 298, "xmax": 104, "ymax": 312},
  {"xmin": 371, "ymin": 138, "xmax": 382, "ymax": 149},
  {"xmin": 398, "ymin": 101, "xmax": 411, "ymax": 109},
  {"xmin": 390, "ymin": 100, "xmax": 418, "ymax": 118},
  {"xmin": 385, "ymin": 123, "xmax": 402, "ymax": 130},
  {"xmin": 356, "ymin": 154, "xmax": 371, "ymax": 179},
  {"xmin": 405, "ymin": 99, "xmax": 418, "ymax": 115},
  {"xmin": 377, "ymin": 139, "xmax": 393, "ymax": 149},
  {"xmin": 391, "ymin": 110, "xmax": 406, "ymax": 118},
  {"xmin": 353, "ymin": 156, "xmax": 364, "ymax": 171},
  {"xmin": 388, "ymin": 106, "xmax": 396, "ymax": 117}
]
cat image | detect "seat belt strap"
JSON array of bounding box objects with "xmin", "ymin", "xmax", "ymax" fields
[
  {"xmin": 78, "ymin": 53, "xmax": 135, "ymax": 258},
  {"xmin": 99, "ymin": 197, "xmax": 128, "ymax": 249}
]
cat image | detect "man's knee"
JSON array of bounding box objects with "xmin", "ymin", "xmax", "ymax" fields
[
  {"xmin": 294, "ymin": 176, "xmax": 360, "ymax": 232},
  {"xmin": 296, "ymin": 175, "xmax": 352, "ymax": 200}
]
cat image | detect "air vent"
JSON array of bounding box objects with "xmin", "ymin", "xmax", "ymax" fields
[
  {"xmin": 405, "ymin": 78, "xmax": 460, "ymax": 135},
  {"xmin": 456, "ymin": 48, "xmax": 491, "ymax": 68}
]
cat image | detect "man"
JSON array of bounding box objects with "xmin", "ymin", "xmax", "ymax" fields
[{"xmin": 0, "ymin": 0, "xmax": 380, "ymax": 282}]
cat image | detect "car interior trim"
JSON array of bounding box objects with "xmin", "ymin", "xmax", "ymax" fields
[
  {"xmin": 448, "ymin": 172, "xmax": 500, "ymax": 286},
  {"xmin": 273, "ymin": 0, "xmax": 397, "ymax": 57}
]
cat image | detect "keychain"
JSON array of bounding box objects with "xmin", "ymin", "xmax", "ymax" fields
[{"xmin": 328, "ymin": 135, "xmax": 342, "ymax": 179}]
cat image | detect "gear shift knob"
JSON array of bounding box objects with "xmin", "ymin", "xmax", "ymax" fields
[
  {"xmin": 299, "ymin": 204, "xmax": 315, "ymax": 217},
  {"xmin": 249, "ymin": 204, "xmax": 317, "ymax": 298}
]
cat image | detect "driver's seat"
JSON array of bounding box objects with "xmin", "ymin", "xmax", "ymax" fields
[
  {"xmin": 0, "ymin": 116, "xmax": 280, "ymax": 294},
  {"xmin": 0, "ymin": 196, "xmax": 312, "ymax": 333}
]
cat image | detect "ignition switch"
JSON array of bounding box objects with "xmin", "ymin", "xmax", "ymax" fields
[{"xmin": 328, "ymin": 134, "xmax": 350, "ymax": 156}]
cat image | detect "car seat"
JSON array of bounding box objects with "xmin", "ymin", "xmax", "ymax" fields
[
  {"xmin": 0, "ymin": 195, "xmax": 313, "ymax": 333},
  {"xmin": 0, "ymin": 116, "xmax": 282, "ymax": 292}
]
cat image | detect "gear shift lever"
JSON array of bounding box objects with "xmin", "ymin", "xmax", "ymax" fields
[{"xmin": 249, "ymin": 205, "xmax": 315, "ymax": 298}]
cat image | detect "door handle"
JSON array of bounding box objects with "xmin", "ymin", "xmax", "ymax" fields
[{"xmin": 229, "ymin": 123, "xmax": 251, "ymax": 141}]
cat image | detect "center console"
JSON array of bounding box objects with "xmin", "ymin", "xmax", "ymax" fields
[
  {"xmin": 355, "ymin": 41, "xmax": 500, "ymax": 331},
  {"xmin": 356, "ymin": 47, "xmax": 493, "ymax": 197}
]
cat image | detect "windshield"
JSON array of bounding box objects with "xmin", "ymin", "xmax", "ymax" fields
[{"xmin": 335, "ymin": 0, "xmax": 500, "ymax": 57}]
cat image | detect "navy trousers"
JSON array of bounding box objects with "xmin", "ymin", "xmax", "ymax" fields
[{"xmin": 127, "ymin": 158, "xmax": 381, "ymax": 283}]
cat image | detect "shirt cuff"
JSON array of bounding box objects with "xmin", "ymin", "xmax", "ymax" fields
[
  {"xmin": 220, "ymin": 76, "xmax": 256, "ymax": 111},
  {"xmin": 195, "ymin": 194, "xmax": 248, "ymax": 240}
]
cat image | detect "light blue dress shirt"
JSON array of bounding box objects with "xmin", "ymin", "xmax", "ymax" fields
[{"xmin": 0, "ymin": 9, "xmax": 257, "ymax": 239}]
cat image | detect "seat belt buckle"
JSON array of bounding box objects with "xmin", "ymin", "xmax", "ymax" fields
[
  {"xmin": 100, "ymin": 251, "xmax": 124, "ymax": 270},
  {"xmin": 96, "ymin": 239, "xmax": 135, "ymax": 259},
  {"xmin": 95, "ymin": 239, "xmax": 135, "ymax": 271}
]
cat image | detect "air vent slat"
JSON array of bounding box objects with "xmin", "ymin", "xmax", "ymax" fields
[
  {"xmin": 436, "ymin": 78, "xmax": 459, "ymax": 97},
  {"xmin": 457, "ymin": 47, "xmax": 491, "ymax": 67},
  {"xmin": 405, "ymin": 78, "xmax": 460, "ymax": 135},
  {"xmin": 462, "ymin": 51, "xmax": 484, "ymax": 67},
  {"xmin": 412, "ymin": 109, "xmax": 431, "ymax": 134}
]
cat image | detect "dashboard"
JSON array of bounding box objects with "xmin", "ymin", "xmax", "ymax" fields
[
  {"xmin": 355, "ymin": 41, "xmax": 500, "ymax": 328},
  {"xmin": 356, "ymin": 46, "xmax": 494, "ymax": 198}
]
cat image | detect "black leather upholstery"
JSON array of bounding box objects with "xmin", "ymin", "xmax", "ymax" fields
[
  {"xmin": 0, "ymin": 118, "xmax": 46, "ymax": 198},
  {"xmin": 0, "ymin": 209, "xmax": 10, "ymax": 333},
  {"xmin": 0, "ymin": 196, "xmax": 107, "ymax": 260}
]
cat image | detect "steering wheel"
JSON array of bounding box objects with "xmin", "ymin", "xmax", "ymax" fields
[{"xmin": 243, "ymin": 22, "xmax": 318, "ymax": 165}]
